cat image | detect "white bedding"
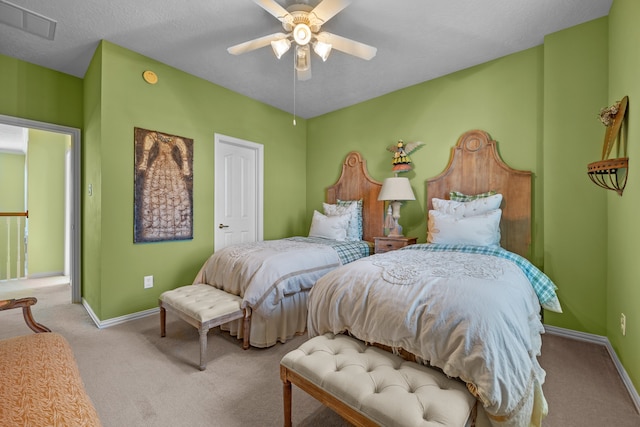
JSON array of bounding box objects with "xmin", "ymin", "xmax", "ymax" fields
[
  {"xmin": 193, "ymin": 238, "xmax": 362, "ymax": 319},
  {"xmin": 307, "ymin": 245, "xmax": 559, "ymax": 427}
]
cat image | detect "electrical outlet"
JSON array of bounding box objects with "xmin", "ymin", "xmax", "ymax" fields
[
  {"xmin": 144, "ymin": 275, "xmax": 154, "ymax": 289},
  {"xmin": 620, "ymin": 313, "xmax": 626, "ymax": 336}
]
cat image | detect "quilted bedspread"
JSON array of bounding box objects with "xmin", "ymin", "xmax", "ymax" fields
[
  {"xmin": 194, "ymin": 238, "xmax": 369, "ymax": 318},
  {"xmin": 307, "ymin": 245, "xmax": 560, "ymax": 427},
  {"xmin": 0, "ymin": 332, "xmax": 102, "ymax": 426}
]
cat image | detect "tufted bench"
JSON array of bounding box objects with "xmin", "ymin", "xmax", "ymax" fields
[
  {"xmin": 159, "ymin": 284, "xmax": 251, "ymax": 370},
  {"xmin": 280, "ymin": 333, "xmax": 476, "ymax": 427}
]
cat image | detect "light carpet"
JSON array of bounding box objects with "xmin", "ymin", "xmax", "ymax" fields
[{"xmin": 1, "ymin": 284, "xmax": 639, "ymax": 426}]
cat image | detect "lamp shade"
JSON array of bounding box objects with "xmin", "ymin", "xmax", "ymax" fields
[
  {"xmin": 377, "ymin": 177, "xmax": 416, "ymax": 201},
  {"xmin": 271, "ymin": 38, "xmax": 291, "ymax": 59}
]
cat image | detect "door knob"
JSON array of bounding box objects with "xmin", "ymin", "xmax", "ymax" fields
[{"xmin": 218, "ymin": 224, "xmax": 229, "ymax": 229}]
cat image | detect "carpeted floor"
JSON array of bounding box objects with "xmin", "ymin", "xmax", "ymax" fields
[{"xmin": 1, "ymin": 283, "xmax": 639, "ymax": 426}]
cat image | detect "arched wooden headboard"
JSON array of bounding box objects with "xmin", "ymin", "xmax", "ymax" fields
[
  {"xmin": 326, "ymin": 151, "xmax": 384, "ymax": 243},
  {"xmin": 426, "ymin": 130, "xmax": 532, "ymax": 258}
]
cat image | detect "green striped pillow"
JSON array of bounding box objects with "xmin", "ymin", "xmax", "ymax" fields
[{"xmin": 449, "ymin": 190, "xmax": 497, "ymax": 202}]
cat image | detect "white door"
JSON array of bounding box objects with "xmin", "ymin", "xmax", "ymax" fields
[{"xmin": 214, "ymin": 134, "xmax": 263, "ymax": 250}]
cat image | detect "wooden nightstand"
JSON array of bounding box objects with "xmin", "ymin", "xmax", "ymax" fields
[{"xmin": 374, "ymin": 236, "xmax": 417, "ymax": 254}]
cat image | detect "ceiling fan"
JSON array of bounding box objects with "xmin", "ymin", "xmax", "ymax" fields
[{"xmin": 228, "ymin": 0, "xmax": 377, "ymax": 81}]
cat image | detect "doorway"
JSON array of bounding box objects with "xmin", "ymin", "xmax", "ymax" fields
[
  {"xmin": 214, "ymin": 134, "xmax": 264, "ymax": 251},
  {"xmin": 0, "ymin": 114, "xmax": 81, "ymax": 303}
]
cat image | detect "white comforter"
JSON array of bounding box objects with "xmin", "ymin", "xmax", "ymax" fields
[
  {"xmin": 194, "ymin": 239, "xmax": 342, "ymax": 318},
  {"xmin": 307, "ymin": 247, "xmax": 550, "ymax": 427}
]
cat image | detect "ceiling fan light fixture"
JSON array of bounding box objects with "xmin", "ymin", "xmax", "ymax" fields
[
  {"xmin": 295, "ymin": 44, "xmax": 310, "ymax": 71},
  {"xmin": 271, "ymin": 38, "xmax": 291, "ymax": 59},
  {"xmin": 312, "ymin": 40, "xmax": 332, "ymax": 61},
  {"xmin": 292, "ymin": 23, "xmax": 312, "ymax": 45}
]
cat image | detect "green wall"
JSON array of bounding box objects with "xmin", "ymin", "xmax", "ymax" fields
[
  {"xmin": 27, "ymin": 129, "xmax": 68, "ymax": 276},
  {"xmin": 542, "ymin": 19, "xmax": 609, "ymax": 335},
  {"xmin": 84, "ymin": 41, "xmax": 307, "ymax": 320},
  {"xmin": 307, "ymin": 47, "xmax": 545, "ymax": 265},
  {"xmin": 0, "ymin": 54, "xmax": 83, "ymax": 129},
  {"xmin": 0, "ymin": 53, "xmax": 82, "ymax": 282},
  {"xmin": 608, "ymin": 0, "xmax": 640, "ymax": 391}
]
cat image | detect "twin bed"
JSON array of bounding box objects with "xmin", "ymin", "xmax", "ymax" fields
[
  {"xmin": 306, "ymin": 130, "xmax": 561, "ymax": 427},
  {"xmin": 191, "ymin": 151, "xmax": 385, "ymax": 348},
  {"xmin": 184, "ymin": 129, "xmax": 560, "ymax": 426}
]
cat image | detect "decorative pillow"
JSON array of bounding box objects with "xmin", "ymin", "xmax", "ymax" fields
[
  {"xmin": 427, "ymin": 209, "xmax": 502, "ymax": 246},
  {"xmin": 432, "ymin": 194, "xmax": 502, "ymax": 218},
  {"xmin": 323, "ymin": 199, "xmax": 363, "ymax": 241},
  {"xmin": 337, "ymin": 199, "xmax": 363, "ymax": 239},
  {"xmin": 449, "ymin": 190, "xmax": 497, "ymax": 202},
  {"xmin": 309, "ymin": 210, "xmax": 350, "ymax": 241}
]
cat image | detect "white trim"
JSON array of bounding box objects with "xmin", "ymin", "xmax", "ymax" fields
[
  {"xmin": 83, "ymin": 298, "xmax": 158, "ymax": 329},
  {"xmin": 544, "ymin": 324, "xmax": 640, "ymax": 413},
  {"xmin": 0, "ymin": 114, "xmax": 81, "ymax": 303}
]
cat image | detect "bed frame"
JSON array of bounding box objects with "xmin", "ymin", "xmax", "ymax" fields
[
  {"xmin": 326, "ymin": 151, "xmax": 385, "ymax": 243},
  {"xmin": 426, "ymin": 129, "xmax": 532, "ymax": 258}
]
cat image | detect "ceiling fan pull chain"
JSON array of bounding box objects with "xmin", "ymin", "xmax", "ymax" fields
[{"xmin": 293, "ymin": 54, "xmax": 297, "ymax": 126}]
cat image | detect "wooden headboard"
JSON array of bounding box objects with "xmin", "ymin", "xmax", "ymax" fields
[
  {"xmin": 326, "ymin": 151, "xmax": 384, "ymax": 242},
  {"xmin": 426, "ymin": 130, "xmax": 532, "ymax": 258}
]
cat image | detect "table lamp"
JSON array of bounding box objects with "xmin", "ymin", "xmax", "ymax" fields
[{"xmin": 377, "ymin": 176, "xmax": 415, "ymax": 237}]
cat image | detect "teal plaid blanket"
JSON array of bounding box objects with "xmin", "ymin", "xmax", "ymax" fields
[
  {"xmin": 402, "ymin": 243, "xmax": 559, "ymax": 308},
  {"xmin": 286, "ymin": 237, "xmax": 371, "ymax": 265}
]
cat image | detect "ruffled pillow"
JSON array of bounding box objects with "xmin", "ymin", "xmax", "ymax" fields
[{"xmin": 432, "ymin": 194, "xmax": 502, "ymax": 218}]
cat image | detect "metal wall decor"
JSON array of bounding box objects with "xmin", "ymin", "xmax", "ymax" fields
[{"xmin": 588, "ymin": 96, "xmax": 629, "ymax": 196}]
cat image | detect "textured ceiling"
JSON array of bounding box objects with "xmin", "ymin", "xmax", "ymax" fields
[{"xmin": 0, "ymin": 0, "xmax": 612, "ymax": 119}]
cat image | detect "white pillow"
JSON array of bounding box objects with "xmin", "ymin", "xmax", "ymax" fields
[
  {"xmin": 309, "ymin": 210, "xmax": 350, "ymax": 241},
  {"xmin": 427, "ymin": 209, "xmax": 502, "ymax": 246},
  {"xmin": 323, "ymin": 201, "xmax": 360, "ymax": 241},
  {"xmin": 432, "ymin": 193, "xmax": 502, "ymax": 219}
]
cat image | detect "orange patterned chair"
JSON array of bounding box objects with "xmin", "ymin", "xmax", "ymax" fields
[{"xmin": 0, "ymin": 297, "xmax": 102, "ymax": 426}]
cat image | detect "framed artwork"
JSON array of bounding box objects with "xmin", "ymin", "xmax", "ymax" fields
[{"xmin": 134, "ymin": 127, "xmax": 193, "ymax": 243}]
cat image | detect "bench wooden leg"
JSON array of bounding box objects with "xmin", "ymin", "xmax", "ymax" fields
[
  {"xmin": 160, "ymin": 306, "xmax": 166, "ymax": 337},
  {"xmin": 281, "ymin": 366, "xmax": 292, "ymax": 427},
  {"xmin": 199, "ymin": 327, "xmax": 209, "ymax": 371},
  {"xmin": 242, "ymin": 307, "xmax": 252, "ymax": 350}
]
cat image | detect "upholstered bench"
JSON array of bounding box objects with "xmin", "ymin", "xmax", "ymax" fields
[
  {"xmin": 159, "ymin": 284, "xmax": 251, "ymax": 370},
  {"xmin": 280, "ymin": 333, "xmax": 476, "ymax": 427}
]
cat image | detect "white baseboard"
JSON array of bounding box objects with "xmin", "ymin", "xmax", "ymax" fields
[
  {"xmin": 81, "ymin": 298, "xmax": 158, "ymax": 329},
  {"xmin": 544, "ymin": 324, "xmax": 640, "ymax": 413}
]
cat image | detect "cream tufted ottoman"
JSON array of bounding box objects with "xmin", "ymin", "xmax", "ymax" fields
[
  {"xmin": 280, "ymin": 333, "xmax": 476, "ymax": 427},
  {"xmin": 159, "ymin": 284, "xmax": 251, "ymax": 370}
]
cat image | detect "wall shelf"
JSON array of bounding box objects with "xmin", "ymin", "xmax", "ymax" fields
[{"xmin": 587, "ymin": 96, "xmax": 629, "ymax": 196}]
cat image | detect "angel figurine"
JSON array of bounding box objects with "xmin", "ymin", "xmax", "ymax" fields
[{"xmin": 386, "ymin": 140, "xmax": 424, "ymax": 172}]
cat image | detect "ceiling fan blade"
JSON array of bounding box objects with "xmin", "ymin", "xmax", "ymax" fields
[
  {"xmin": 253, "ymin": 0, "xmax": 293, "ymax": 24},
  {"xmin": 309, "ymin": 0, "xmax": 351, "ymax": 24},
  {"xmin": 317, "ymin": 32, "xmax": 377, "ymax": 60},
  {"xmin": 227, "ymin": 32, "xmax": 288, "ymax": 55}
]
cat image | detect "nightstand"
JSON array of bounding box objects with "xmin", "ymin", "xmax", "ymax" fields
[{"xmin": 374, "ymin": 236, "xmax": 417, "ymax": 254}]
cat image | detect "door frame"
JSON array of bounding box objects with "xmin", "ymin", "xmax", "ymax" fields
[
  {"xmin": 0, "ymin": 114, "xmax": 81, "ymax": 303},
  {"xmin": 214, "ymin": 133, "xmax": 264, "ymax": 250}
]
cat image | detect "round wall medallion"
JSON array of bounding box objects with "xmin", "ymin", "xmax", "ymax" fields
[{"xmin": 142, "ymin": 70, "xmax": 158, "ymax": 84}]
